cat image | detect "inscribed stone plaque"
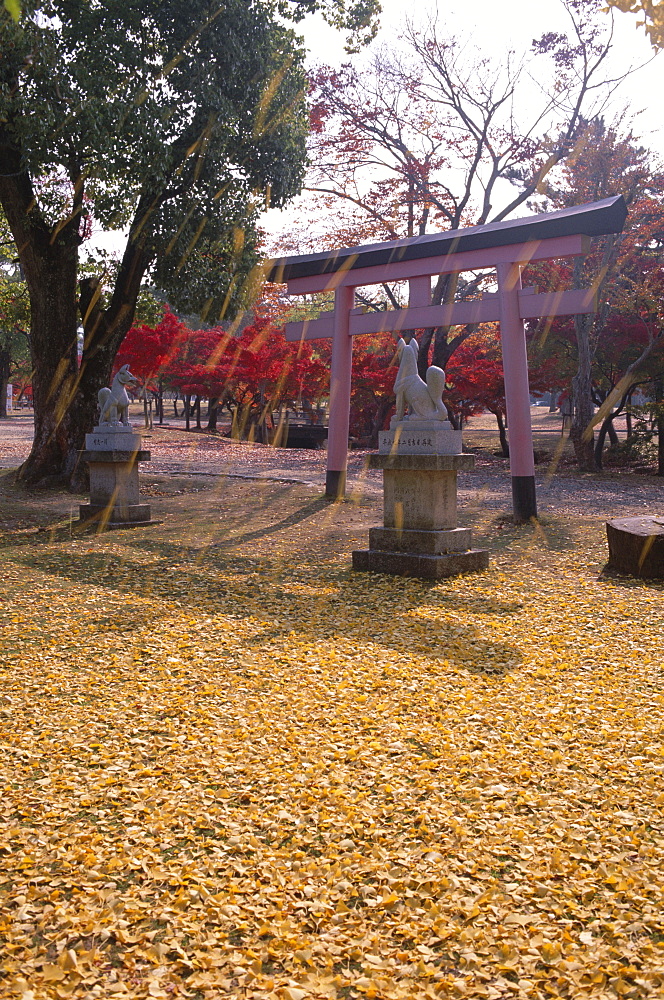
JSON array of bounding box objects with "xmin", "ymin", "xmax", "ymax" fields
[
  {"xmin": 379, "ymin": 421, "xmax": 462, "ymax": 456},
  {"xmin": 86, "ymin": 429, "xmax": 142, "ymax": 452}
]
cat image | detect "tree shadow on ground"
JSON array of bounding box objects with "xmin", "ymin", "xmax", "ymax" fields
[
  {"xmin": 0, "ymin": 474, "xmax": 534, "ymax": 676},
  {"xmin": 475, "ymin": 514, "xmax": 582, "ymax": 555},
  {"xmin": 7, "ymin": 538, "xmax": 523, "ymax": 678},
  {"xmin": 597, "ymin": 565, "xmax": 664, "ymax": 591}
]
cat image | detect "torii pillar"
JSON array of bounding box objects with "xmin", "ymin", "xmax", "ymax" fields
[{"xmin": 267, "ymin": 196, "xmax": 627, "ymax": 522}]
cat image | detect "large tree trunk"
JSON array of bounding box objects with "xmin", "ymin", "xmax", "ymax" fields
[
  {"xmin": 368, "ymin": 392, "xmax": 395, "ymax": 448},
  {"xmin": 19, "ymin": 266, "xmax": 144, "ymax": 487},
  {"xmin": 655, "ymin": 378, "xmax": 664, "ymax": 477},
  {"xmin": 66, "ymin": 268, "xmax": 145, "ymax": 487},
  {"xmin": 415, "ymin": 274, "xmax": 458, "ymax": 377},
  {"xmin": 570, "ymin": 310, "xmax": 597, "ymax": 472},
  {"xmin": 17, "ymin": 244, "xmax": 82, "ymax": 484}
]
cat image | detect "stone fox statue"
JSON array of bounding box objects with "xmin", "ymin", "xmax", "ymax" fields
[
  {"xmin": 394, "ymin": 337, "xmax": 448, "ymax": 421},
  {"xmin": 98, "ymin": 365, "xmax": 138, "ymax": 426}
]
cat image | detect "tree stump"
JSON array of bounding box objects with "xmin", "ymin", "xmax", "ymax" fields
[{"xmin": 606, "ymin": 516, "xmax": 664, "ymax": 579}]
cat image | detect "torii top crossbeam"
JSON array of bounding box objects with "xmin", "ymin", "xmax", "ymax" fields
[{"xmin": 267, "ymin": 196, "xmax": 627, "ymax": 520}]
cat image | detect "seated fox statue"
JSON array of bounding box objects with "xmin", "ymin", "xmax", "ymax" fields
[
  {"xmin": 98, "ymin": 365, "xmax": 138, "ymax": 426},
  {"xmin": 394, "ymin": 337, "xmax": 448, "ymax": 422}
]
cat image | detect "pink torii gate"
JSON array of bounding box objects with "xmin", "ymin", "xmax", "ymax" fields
[{"xmin": 267, "ymin": 196, "xmax": 627, "ymax": 521}]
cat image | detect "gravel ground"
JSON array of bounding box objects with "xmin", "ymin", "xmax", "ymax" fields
[{"xmin": 1, "ymin": 414, "xmax": 662, "ymax": 518}]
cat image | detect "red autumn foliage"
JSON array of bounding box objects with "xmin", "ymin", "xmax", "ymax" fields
[{"xmin": 116, "ymin": 307, "xmax": 329, "ymax": 436}]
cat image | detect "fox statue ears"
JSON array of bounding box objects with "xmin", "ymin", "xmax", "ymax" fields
[
  {"xmin": 119, "ymin": 364, "xmax": 130, "ymax": 372},
  {"xmin": 397, "ymin": 337, "xmax": 419, "ymax": 355}
]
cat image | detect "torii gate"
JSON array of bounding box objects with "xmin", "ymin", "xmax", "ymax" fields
[{"xmin": 267, "ymin": 195, "xmax": 627, "ymax": 521}]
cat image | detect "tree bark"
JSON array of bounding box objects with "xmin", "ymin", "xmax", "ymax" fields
[
  {"xmin": 0, "ymin": 345, "xmax": 10, "ymax": 419},
  {"xmin": 594, "ymin": 414, "xmax": 613, "ymax": 470},
  {"xmin": 494, "ymin": 410, "xmax": 509, "ymax": 457},
  {"xmin": 655, "ymin": 378, "xmax": 664, "ymax": 477},
  {"xmin": 157, "ymin": 383, "xmax": 164, "ymax": 425},
  {"xmin": 207, "ymin": 395, "xmax": 220, "ymax": 431},
  {"xmin": 570, "ymin": 310, "xmax": 597, "ymax": 472},
  {"xmin": 0, "ymin": 126, "xmax": 153, "ymax": 485},
  {"xmin": 18, "ymin": 244, "xmax": 82, "ymax": 484},
  {"xmin": 143, "ymin": 393, "xmax": 153, "ymax": 430},
  {"xmin": 607, "ymin": 418, "xmax": 619, "ymax": 447}
]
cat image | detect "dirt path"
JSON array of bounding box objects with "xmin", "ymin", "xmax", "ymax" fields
[{"xmin": 1, "ymin": 414, "xmax": 662, "ymax": 521}]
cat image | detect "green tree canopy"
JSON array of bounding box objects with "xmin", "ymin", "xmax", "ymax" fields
[{"xmin": 0, "ymin": 0, "xmax": 377, "ymax": 482}]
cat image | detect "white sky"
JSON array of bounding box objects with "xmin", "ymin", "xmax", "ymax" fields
[
  {"xmin": 89, "ymin": 0, "xmax": 662, "ymax": 260},
  {"xmin": 261, "ymin": 0, "xmax": 663, "ymax": 247},
  {"xmin": 301, "ymin": 0, "xmax": 661, "ymax": 140}
]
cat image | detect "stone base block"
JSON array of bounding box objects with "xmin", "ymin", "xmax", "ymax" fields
[
  {"xmin": 606, "ymin": 516, "xmax": 664, "ymax": 579},
  {"xmin": 383, "ymin": 468, "xmax": 458, "ymax": 531},
  {"xmin": 379, "ymin": 424, "xmax": 462, "ymax": 455},
  {"xmin": 369, "ymin": 526, "xmax": 472, "ymax": 555},
  {"xmin": 368, "ymin": 454, "xmax": 475, "ymax": 471},
  {"xmin": 79, "ymin": 503, "xmax": 152, "ymax": 528},
  {"xmin": 87, "ymin": 456, "xmax": 143, "ymax": 508},
  {"xmin": 352, "ymin": 547, "xmax": 489, "ymax": 580},
  {"xmin": 86, "ymin": 430, "xmax": 143, "ymax": 452},
  {"xmin": 83, "ymin": 450, "xmax": 151, "ymax": 463}
]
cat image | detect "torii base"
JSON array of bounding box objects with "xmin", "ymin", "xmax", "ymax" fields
[
  {"xmin": 352, "ymin": 453, "xmax": 488, "ymax": 580},
  {"xmin": 325, "ymin": 469, "xmax": 346, "ymax": 499}
]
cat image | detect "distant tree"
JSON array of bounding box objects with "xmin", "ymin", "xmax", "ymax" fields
[
  {"xmin": 114, "ymin": 308, "xmax": 191, "ymax": 426},
  {"xmin": 527, "ymin": 118, "xmax": 664, "ymax": 470},
  {"xmin": 0, "ymin": 216, "xmax": 30, "ymax": 417},
  {"xmin": 0, "ymin": 278, "xmax": 30, "ymax": 417},
  {"xmin": 289, "ymin": 0, "xmax": 629, "ymax": 375},
  {"xmin": 119, "ymin": 303, "xmax": 330, "ymax": 439},
  {"xmin": 231, "ymin": 319, "xmax": 328, "ymax": 441},
  {"xmin": 346, "ymin": 334, "xmax": 397, "ymax": 444},
  {"xmin": 590, "ymin": 307, "xmax": 664, "ymax": 467},
  {"xmin": 445, "ymin": 326, "xmax": 560, "ymax": 455}
]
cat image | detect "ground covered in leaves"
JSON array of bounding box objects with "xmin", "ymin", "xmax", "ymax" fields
[{"xmin": 1, "ymin": 472, "xmax": 663, "ymax": 1000}]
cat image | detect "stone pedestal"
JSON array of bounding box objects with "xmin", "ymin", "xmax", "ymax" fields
[
  {"xmin": 379, "ymin": 417, "xmax": 462, "ymax": 457},
  {"xmin": 79, "ymin": 425, "xmax": 152, "ymax": 528},
  {"xmin": 353, "ymin": 421, "xmax": 488, "ymax": 579},
  {"xmin": 606, "ymin": 516, "xmax": 664, "ymax": 579}
]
